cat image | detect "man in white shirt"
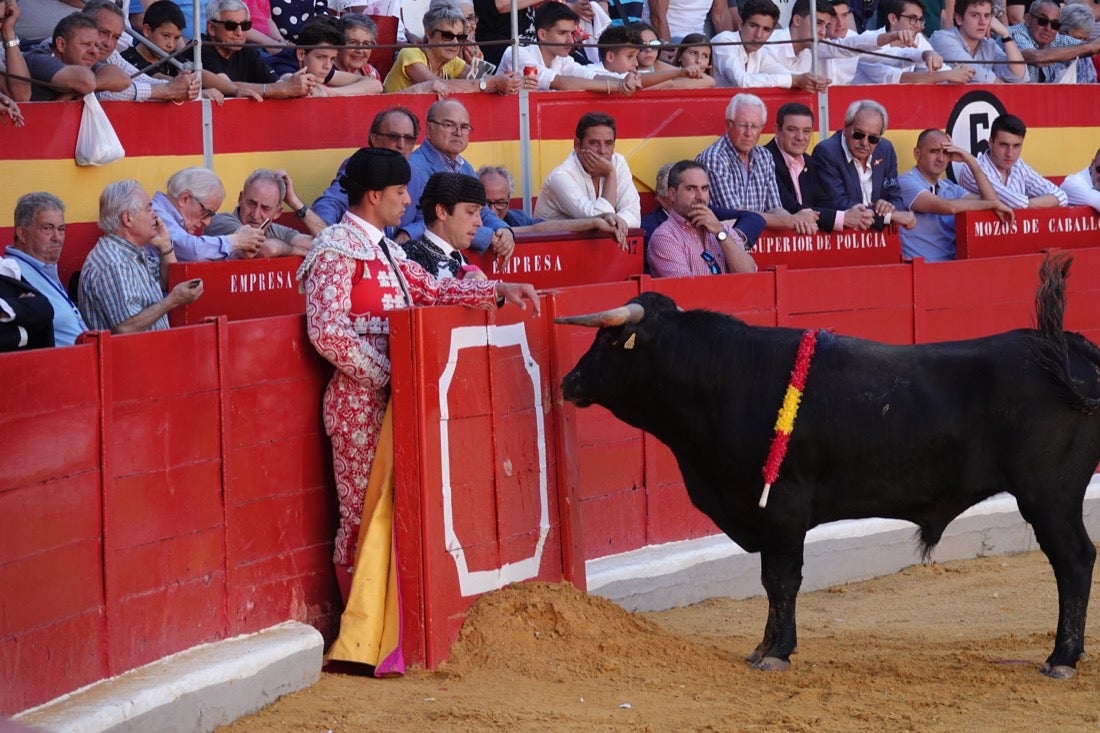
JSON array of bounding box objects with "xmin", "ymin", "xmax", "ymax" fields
[
  {"xmin": 957, "ymin": 114, "xmax": 1066, "ymax": 209},
  {"xmin": 497, "ymin": 2, "xmax": 641, "ymax": 94},
  {"xmin": 1060, "ymin": 149, "xmax": 1100, "ymax": 213},
  {"xmin": 853, "ymin": 0, "xmax": 976, "ymax": 84},
  {"xmin": 535, "ymin": 111, "xmax": 640, "ymax": 237}
]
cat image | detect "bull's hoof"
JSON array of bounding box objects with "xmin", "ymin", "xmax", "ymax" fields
[
  {"xmin": 751, "ymin": 656, "xmax": 790, "ymax": 672},
  {"xmin": 745, "ymin": 649, "xmax": 763, "ymax": 664},
  {"xmin": 1040, "ymin": 662, "xmax": 1077, "ymax": 680}
]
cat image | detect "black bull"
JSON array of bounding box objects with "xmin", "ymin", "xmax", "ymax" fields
[{"xmin": 556, "ymin": 255, "xmax": 1100, "ymax": 678}]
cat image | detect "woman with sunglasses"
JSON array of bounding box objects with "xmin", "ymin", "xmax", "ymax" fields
[
  {"xmin": 630, "ymin": 21, "xmax": 676, "ymax": 72},
  {"xmin": 383, "ymin": 4, "xmax": 521, "ymax": 93}
]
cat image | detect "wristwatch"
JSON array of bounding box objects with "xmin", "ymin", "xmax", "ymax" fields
[
  {"xmin": 2, "ymin": 38, "xmax": 19, "ymax": 49},
  {"xmin": 294, "ymin": 205, "xmax": 309, "ymax": 219},
  {"xmin": 478, "ymin": 78, "xmax": 488, "ymax": 92},
  {"xmin": 715, "ymin": 229, "xmax": 728, "ymax": 243}
]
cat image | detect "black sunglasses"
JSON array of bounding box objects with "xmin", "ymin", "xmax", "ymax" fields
[
  {"xmin": 700, "ymin": 250, "xmax": 721, "ymax": 275},
  {"xmin": 1033, "ymin": 15, "xmax": 1062, "ymax": 29},
  {"xmin": 211, "ymin": 19, "xmax": 253, "ymax": 31},
  {"xmin": 434, "ymin": 29, "xmax": 469, "ymax": 42},
  {"xmin": 851, "ymin": 130, "xmax": 882, "ymax": 145}
]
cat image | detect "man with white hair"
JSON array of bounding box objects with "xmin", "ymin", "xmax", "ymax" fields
[
  {"xmin": 78, "ymin": 180, "xmax": 203, "ymax": 334},
  {"xmin": 151, "ymin": 166, "xmax": 267, "ymax": 261},
  {"xmin": 200, "ymin": 0, "xmax": 312, "ymax": 98},
  {"xmin": 696, "ymin": 93, "xmax": 820, "ymax": 233},
  {"xmin": 811, "ymin": 98, "xmax": 915, "ymax": 231}
]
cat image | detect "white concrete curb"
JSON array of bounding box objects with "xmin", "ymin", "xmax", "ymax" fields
[
  {"xmin": 15, "ymin": 621, "xmax": 322, "ymax": 733},
  {"xmin": 588, "ymin": 480, "xmax": 1100, "ymax": 613}
]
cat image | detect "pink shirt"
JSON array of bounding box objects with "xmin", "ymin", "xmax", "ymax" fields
[{"xmin": 647, "ymin": 209, "xmax": 730, "ymax": 278}]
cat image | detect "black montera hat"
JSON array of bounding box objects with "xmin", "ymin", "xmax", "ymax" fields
[
  {"xmin": 419, "ymin": 171, "xmax": 487, "ymax": 213},
  {"xmin": 340, "ymin": 147, "xmax": 411, "ymax": 193}
]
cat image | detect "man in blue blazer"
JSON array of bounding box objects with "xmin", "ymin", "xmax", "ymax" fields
[
  {"xmin": 810, "ymin": 99, "xmax": 916, "ymax": 231},
  {"xmin": 765, "ymin": 101, "xmax": 874, "ymax": 233}
]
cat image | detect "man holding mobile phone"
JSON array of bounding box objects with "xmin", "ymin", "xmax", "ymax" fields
[{"xmin": 205, "ymin": 168, "xmax": 325, "ymax": 257}]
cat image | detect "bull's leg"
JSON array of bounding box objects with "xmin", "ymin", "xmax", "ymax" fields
[
  {"xmin": 1016, "ymin": 494, "xmax": 1095, "ymax": 679},
  {"xmin": 747, "ymin": 545, "xmax": 805, "ymax": 671}
]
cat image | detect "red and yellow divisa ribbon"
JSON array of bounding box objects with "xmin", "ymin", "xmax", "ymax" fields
[{"xmin": 759, "ymin": 329, "xmax": 820, "ymax": 509}]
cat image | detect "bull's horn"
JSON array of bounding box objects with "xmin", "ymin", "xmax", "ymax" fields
[{"xmin": 554, "ymin": 303, "xmax": 645, "ymax": 328}]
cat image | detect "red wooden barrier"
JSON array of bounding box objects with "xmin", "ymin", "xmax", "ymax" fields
[
  {"xmin": 466, "ymin": 229, "xmax": 645, "ymax": 290},
  {"xmin": 166, "ymin": 258, "xmax": 305, "ymax": 326},
  {"xmin": 955, "ymin": 206, "xmax": 1100, "ymax": 259},
  {"xmin": 754, "ymin": 224, "xmax": 903, "ymax": 270}
]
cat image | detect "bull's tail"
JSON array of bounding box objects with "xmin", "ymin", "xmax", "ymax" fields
[{"xmin": 1033, "ymin": 253, "xmax": 1100, "ymax": 414}]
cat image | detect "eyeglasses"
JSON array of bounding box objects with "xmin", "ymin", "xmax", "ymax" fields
[
  {"xmin": 428, "ymin": 119, "xmax": 473, "ymax": 134},
  {"xmin": 347, "ymin": 40, "xmax": 375, "ymax": 49},
  {"xmin": 373, "ymin": 131, "xmax": 417, "ymax": 145},
  {"xmin": 1032, "ymin": 15, "xmax": 1061, "ymax": 29},
  {"xmin": 487, "ymin": 198, "xmax": 511, "ymax": 207},
  {"xmin": 850, "ymin": 130, "xmax": 882, "ymax": 145},
  {"xmin": 728, "ymin": 121, "xmax": 763, "ymax": 132},
  {"xmin": 464, "ymin": 14, "xmax": 479, "ymax": 25},
  {"xmin": 194, "ymin": 197, "xmax": 218, "ymax": 221},
  {"xmin": 897, "ymin": 12, "xmax": 925, "ymax": 24},
  {"xmin": 645, "ymin": 38, "xmax": 662, "ymax": 46},
  {"xmin": 210, "ymin": 19, "xmax": 253, "ymax": 32},
  {"xmin": 434, "ymin": 29, "xmax": 469, "ymax": 42},
  {"xmin": 700, "ymin": 250, "xmax": 721, "ymax": 275}
]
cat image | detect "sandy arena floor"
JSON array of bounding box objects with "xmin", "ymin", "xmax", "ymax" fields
[{"xmin": 220, "ymin": 548, "xmax": 1100, "ymax": 733}]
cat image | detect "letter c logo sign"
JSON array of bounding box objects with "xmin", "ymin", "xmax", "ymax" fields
[{"xmin": 944, "ymin": 90, "xmax": 1007, "ymax": 183}]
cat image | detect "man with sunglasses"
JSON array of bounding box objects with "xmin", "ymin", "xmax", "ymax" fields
[
  {"xmin": 929, "ymin": 0, "xmax": 1026, "ymax": 83},
  {"xmin": 1060, "ymin": 149, "xmax": 1100, "ymax": 214},
  {"xmin": 200, "ymin": 0, "xmax": 312, "ymax": 98},
  {"xmin": 811, "ymin": 99, "xmax": 916, "ymax": 231},
  {"xmin": 1006, "ymin": 0, "xmax": 1100, "ymax": 83},
  {"xmin": 647, "ymin": 160, "xmax": 758, "ymax": 278},
  {"xmin": 151, "ymin": 167, "xmax": 267, "ymax": 261}
]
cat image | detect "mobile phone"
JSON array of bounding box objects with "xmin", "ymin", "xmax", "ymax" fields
[
  {"xmin": 259, "ymin": 217, "xmax": 271, "ymax": 231},
  {"xmin": 188, "ymin": 278, "xmax": 202, "ymax": 288}
]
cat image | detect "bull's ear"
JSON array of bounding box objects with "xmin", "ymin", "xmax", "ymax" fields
[
  {"xmin": 623, "ymin": 333, "xmax": 636, "ymax": 350},
  {"xmin": 614, "ymin": 327, "xmax": 643, "ymax": 351}
]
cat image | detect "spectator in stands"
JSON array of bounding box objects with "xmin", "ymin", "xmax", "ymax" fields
[
  {"xmin": 0, "ymin": 256, "xmax": 53, "ymax": 352},
  {"xmin": 474, "ymin": 0, "xmax": 539, "ymax": 68},
  {"xmin": 24, "ymin": 14, "xmax": 131, "ymax": 101},
  {"xmin": 152, "ymin": 167, "xmax": 268, "ymax": 261},
  {"xmin": 711, "ymin": 0, "xmax": 788, "ymax": 87},
  {"xmin": 853, "ymin": 0, "xmax": 977, "ymax": 83},
  {"xmin": 535, "ymin": 111, "xmax": 641, "ymax": 242},
  {"xmin": 120, "ymin": 1, "xmax": 189, "ymax": 78},
  {"xmin": 78, "ymin": 180, "xmax": 203, "ymax": 334},
  {"xmin": 1006, "ymin": 0, "xmax": 1100, "ymax": 82},
  {"xmin": 630, "ymin": 21, "xmax": 668, "ymax": 72},
  {"xmin": 383, "ymin": 4, "xmax": 520, "ymax": 93},
  {"xmin": 648, "ymin": 0, "xmax": 734, "ymax": 45},
  {"xmin": 397, "ymin": 99, "xmax": 516, "ymax": 259},
  {"xmin": 312, "ymin": 107, "xmax": 421, "ymax": 225},
  {"xmin": 811, "ymin": 98, "xmax": 916, "ymax": 230},
  {"xmin": 592, "ymin": 24, "xmax": 715, "ymax": 87},
  {"xmin": 0, "ymin": 0, "xmax": 30, "ymax": 108},
  {"xmin": 958, "ymin": 113, "xmax": 1067, "ymax": 208},
  {"xmin": 201, "ymin": 0, "xmax": 312, "ymax": 99},
  {"xmin": 496, "ymin": 2, "xmax": 642, "ymax": 94},
  {"xmin": 5, "ymin": 193, "xmax": 89, "ymax": 346},
  {"xmin": 1060, "ymin": 148, "xmax": 1100, "ymax": 213},
  {"xmin": 280, "ymin": 15, "xmax": 383, "ymax": 95},
  {"xmin": 696, "ymin": 93, "xmax": 820, "ymax": 234},
  {"xmin": 205, "ymin": 169, "xmax": 324, "ymax": 257},
  {"xmin": 640, "ymin": 161, "xmax": 767, "ymax": 272},
  {"xmin": 648, "ymin": 160, "xmax": 758, "ymax": 278},
  {"xmin": 401, "ymin": 172, "xmax": 489, "ymax": 280},
  {"xmin": 898, "ymin": 128, "xmax": 1013, "ymax": 261},
  {"xmin": 478, "ymin": 164, "xmax": 631, "ymax": 241},
  {"xmin": 83, "ymin": 1, "xmax": 200, "ymax": 103},
  {"xmin": 929, "ymin": 0, "xmax": 1027, "ymax": 82},
  {"xmin": 765, "ymin": 102, "xmax": 875, "ymax": 232},
  {"xmin": 128, "ymin": 0, "xmax": 204, "ymax": 41},
  {"xmin": 672, "ymin": 32, "xmax": 713, "ymax": 75},
  {"xmin": 763, "ymin": 0, "xmax": 925, "ymax": 89},
  {"xmin": 336, "ymin": 14, "xmax": 382, "ymax": 80},
  {"xmin": 297, "ymin": 147, "xmax": 538, "ymax": 616}
]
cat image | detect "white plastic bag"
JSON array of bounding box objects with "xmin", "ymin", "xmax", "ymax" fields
[{"xmin": 75, "ymin": 93, "xmax": 125, "ymax": 166}]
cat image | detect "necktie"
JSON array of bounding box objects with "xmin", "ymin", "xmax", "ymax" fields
[{"xmin": 376, "ymin": 237, "xmax": 412, "ymax": 305}]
